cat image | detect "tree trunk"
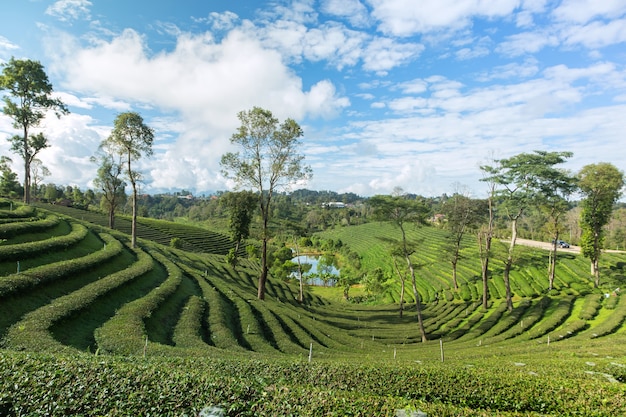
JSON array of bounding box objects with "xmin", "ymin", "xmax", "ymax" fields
[
  {"xmin": 408, "ymin": 257, "xmax": 427, "ymax": 342},
  {"xmin": 482, "ymin": 256, "xmax": 490, "ymax": 309},
  {"xmin": 258, "ymin": 195, "xmax": 270, "ymax": 300},
  {"xmin": 393, "ymin": 256, "xmax": 405, "ymax": 318},
  {"xmin": 294, "ymin": 238, "xmax": 304, "ymax": 303},
  {"xmin": 131, "ymin": 183, "xmax": 137, "ymax": 248},
  {"xmin": 108, "ymin": 207, "xmax": 115, "ymax": 229},
  {"xmin": 478, "ymin": 230, "xmax": 492, "ymax": 310},
  {"xmin": 22, "ymin": 128, "xmax": 30, "ymax": 204},
  {"xmin": 503, "ymin": 219, "xmax": 517, "ymax": 312},
  {"xmin": 258, "ymin": 235, "xmax": 268, "ymax": 300},
  {"xmin": 592, "ymin": 230, "xmax": 601, "ymax": 288},
  {"xmin": 549, "ymin": 238, "xmax": 558, "ymax": 291},
  {"xmin": 451, "ymin": 260, "xmax": 459, "ymax": 291}
]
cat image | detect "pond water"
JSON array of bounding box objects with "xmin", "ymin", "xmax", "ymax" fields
[{"xmin": 291, "ymin": 255, "xmax": 339, "ymax": 286}]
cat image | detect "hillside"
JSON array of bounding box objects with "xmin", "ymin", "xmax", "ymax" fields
[{"xmin": 1, "ymin": 199, "xmax": 626, "ymax": 416}]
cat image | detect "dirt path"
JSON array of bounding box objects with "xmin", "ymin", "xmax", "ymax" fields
[
  {"xmin": 511, "ymin": 238, "xmax": 625, "ymax": 254},
  {"xmin": 513, "ymin": 238, "xmax": 580, "ymax": 253}
]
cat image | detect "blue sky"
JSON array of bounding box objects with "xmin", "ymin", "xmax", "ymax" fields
[{"xmin": 1, "ymin": 0, "xmax": 626, "ymax": 197}]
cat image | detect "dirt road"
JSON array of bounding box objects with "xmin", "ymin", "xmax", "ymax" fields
[
  {"xmin": 510, "ymin": 239, "xmax": 625, "ymax": 254},
  {"xmin": 513, "ymin": 238, "xmax": 580, "ymax": 253}
]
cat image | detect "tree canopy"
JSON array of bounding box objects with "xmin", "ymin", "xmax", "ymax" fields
[
  {"xmin": 221, "ymin": 106, "xmax": 311, "ymax": 300},
  {"xmin": 578, "ymin": 162, "xmax": 624, "ymax": 287},
  {"xmin": 0, "ymin": 57, "xmax": 68, "ymax": 203},
  {"xmin": 102, "ymin": 111, "xmax": 154, "ymax": 247}
]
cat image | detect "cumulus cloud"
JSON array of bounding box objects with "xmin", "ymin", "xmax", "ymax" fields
[
  {"xmin": 552, "ymin": 0, "xmax": 626, "ymax": 24},
  {"xmin": 561, "ymin": 18, "xmax": 626, "ymax": 49},
  {"xmin": 496, "ymin": 30, "xmax": 560, "ymax": 56},
  {"xmin": 362, "ymin": 37, "xmax": 424, "ymax": 73},
  {"xmin": 43, "ymin": 27, "xmax": 349, "ymax": 192},
  {"xmin": 320, "ymin": 0, "xmax": 371, "ymax": 28},
  {"xmin": 369, "ymin": 0, "xmax": 519, "ymax": 36}
]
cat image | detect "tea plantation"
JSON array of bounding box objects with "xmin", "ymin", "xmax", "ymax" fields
[{"xmin": 1, "ymin": 199, "xmax": 625, "ymax": 416}]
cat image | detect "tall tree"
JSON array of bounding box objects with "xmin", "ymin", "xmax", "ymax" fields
[
  {"xmin": 221, "ymin": 107, "xmax": 312, "ymax": 300},
  {"xmin": 30, "ymin": 158, "xmax": 50, "ymax": 201},
  {"xmin": 102, "ymin": 112, "xmax": 154, "ymax": 247},
  {"xmin": 478, "ymin": 162, "xmax": 498, "ymax": 310},
  {"xmin": 483, "ymin": 151, "xmax": 572, "ymax": 311},
  {"xmin": 91, "ymin": 143, "xmax": 127, "ymax": 229},
  {"xmin": 441, "ymin": 187, "xmax": 485, "ymax": 291},
  {"xmin": 0, "ymin": 58, "xmax": 68, "ymax": 203},
  {"xmin": 369, "ymin": 192, "xmax": 430, "ymax": 342},
  {"xmin": 0, "ymin": 156, "xmax": 21, "ymax": 197},
  {"xmin": 578, "ymin": 163, "xmax": 624, "ymax": 287},
  {"xmin": 535, "ymin": 162, "xmax": 577, "ymax": 291}
]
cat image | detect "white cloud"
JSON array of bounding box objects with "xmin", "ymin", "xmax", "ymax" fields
[
  {"xmin": 496, "ymin": 30, "xmax": 560, "ymax": 56},
  {"xmin": 362, "ymin": 37, "xmax": 424, "ymax": 72},
  {"xmin": 455, "ymin": 45, "xmax": 490, "ymax": 60},
  {"xmin": 320, "ymin": 0, "xmax": 371, "ymax": 28},
  {"xmin": 205, "ymin": 11, "xmax": 240, "ymax": 31},
  {"xmin": 475, "ymin": 58, "xmax": 540, "ymax": 81},
  {"xmin": 561, "ymin": 18, "xmax": 626, "ymax": 49},
  {"xmin": 44, "ymin": 27, "xmax": 349, "ymax": 192},
  {"xmin": 45, "ymin": 0, "xmax": 92, "ymax": 22},
  {"xmin": 369, "ymin": 0, "xmax": 519, "ymax": 36},
  {"xmin": 0, "ymin": 36, "xmax": 19, "ymax": 52},
  {"xmin": 553, "ymin": 0, "xmax": 626, "ymax": 24}
]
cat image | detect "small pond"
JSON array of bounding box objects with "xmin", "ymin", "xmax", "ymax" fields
[{"xmin": 291, "ymin": 254, "xmax": 339, "ymax": 286}]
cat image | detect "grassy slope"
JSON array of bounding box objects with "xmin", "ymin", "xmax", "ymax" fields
[{"xmin": 1, "ymin": 201, "xmax": 626, "ymax": 415}]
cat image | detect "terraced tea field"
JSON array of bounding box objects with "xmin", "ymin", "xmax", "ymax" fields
[{"xmin": 1, "ymin": 199, "xmax": 625, "ymax": 416}]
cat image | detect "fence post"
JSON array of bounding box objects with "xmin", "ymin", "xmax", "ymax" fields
[{"xmin": 440, "ymin": 339, "xmax": 445, "ymax": 362}]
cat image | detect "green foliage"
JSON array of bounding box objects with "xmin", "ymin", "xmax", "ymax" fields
[
  {"xmin": 1, "ymin": 239, "xmax": 146, "ymax": 352},
  {"xmin": 0, "ymin": 213, "xmax": 58, "ymax": 239},
  {"xmin": 170, "ymin": 237, "xmax": 183, "ymax": 249},
  {"xmin": 0, "ymin": 57, "xmax": 68, "ymax": 203},
  {"xmin": 220, "ymin": 190, "xmax": 257, "ymax": 246},
  {"xmin": 2, "ymin": 353, "xmax": 626, "ymax": 416},
  {"xmin": 94, "ymin": 249, "xmax": 180, "ymax": 355},
  {"xmin": 0, "ymin": 220, "xmax": 88, "ymax": 266}
]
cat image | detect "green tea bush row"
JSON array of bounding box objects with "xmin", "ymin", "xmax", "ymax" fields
[
  {"xmin": 488, "ymin": 296, "xmax": 550, "ymax": 342},
  {"xmin": 0, "ymin": 231, "xmax": 121, "ymax": 298},
  {"xmin": 480, "ymin": 298, "xmax": 531, "ymax": 340},
  {"xmin": 458, "ymin": 300, "xmax": 508, "ymax": 340},
  {"xmin": 438, "ymin": 301, "xmax": 479, "ymax": 333},
  {"xmin": 1, "ymin": 352, "xmax": 625, "ymax": 416},
  {"xmin": 1, "ymin": 244, "xmax": 153, "ymax": 352},
  {"xmin": 588, "ymin": 294, "xmax": 626, "ymax": 338},
  {"xmin": 527, "ymin": 295, "xmax": 574, "ymax": 340},
  {"xmin": 0, "ymin": 214, "xmax": 58, "ymax": 238},
  {"xmin": 247, "ymin": 302, "xmax": 306, "ymax": 354},
  {"xmin": 171, "ymin": 295, "xmax": 211, "ymax": 349},
  {"xmin": 546, "ymin": 319, "xmax": 588, "ymax": 341},
  {"xmin": 0, "ymin": 204, "xmax": 34, "ymax": 218},
  {"xmin": 94, "ymin": 249, "xmax": 182, "ymax": 355},
  {"xmin": 604, "ymin": 293, "xmax": 619, "ymax": 309},
  {"xmin": 445, "ymin": 310, "xmax": 485, "ymax": 341},
  {"xmin": 0, "ymin": 221, "xmax": 87, "ymax": 261},
  {"xmin": 178, "ymin": 263, "xmax": 246, "ymax": 351},
  {"xmin": 579, "ymin": 293, "xmax": 603, "ymax": 320}
]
